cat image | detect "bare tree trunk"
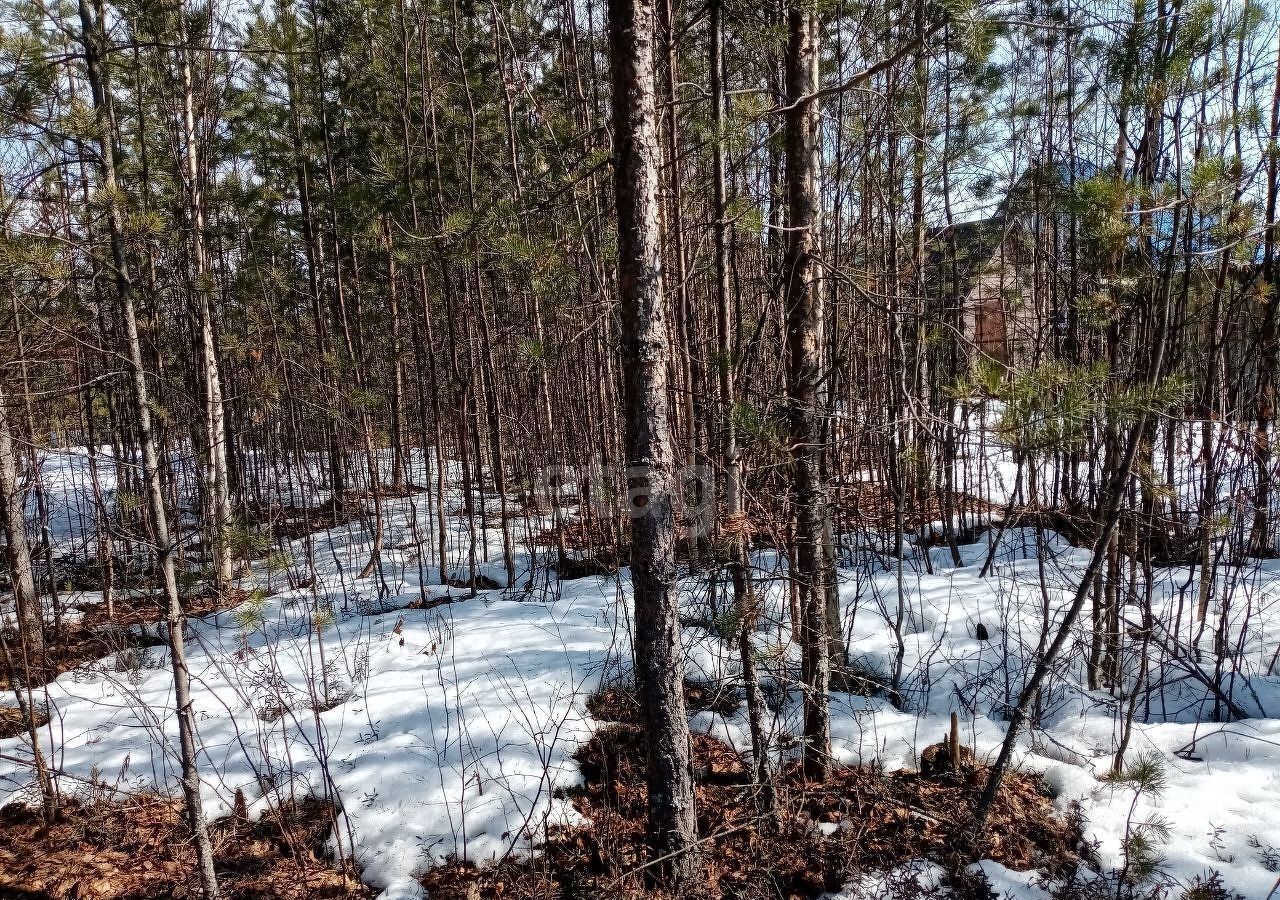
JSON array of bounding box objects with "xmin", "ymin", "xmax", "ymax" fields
[
  {"xmin": 608, "ymin": 0, "xmax": 699, "ymax": 883},
  {"xmin": 1251, "ymin": 39, "xmax": 1280, "ymax": 556},
  {"xmin": 0, "ymin": 620, "xmax": 55, "ymax": 822},
  {"xmin": 0, "ymin": 383, "xmax": 43, "ymax": 661},
  {"xmin": 120, "ymin": 256, "xmax": 222, "ymax": 900},
  {"xmin": 1, "ymin": 175, "xmax": 50, "ymax": 652},
  {"xmin": 282, "ymin": 0, "xmax": 346, "ymax": 514},
  {"xmin": 658, "ymin": 0, "xmax": 702, "ymax": 571},
  {"xmin": 710, "ymin": 0, "xmax": 771, "ymax": 804},
  {"xmin": 783, "ymin": 0, "xmax": 831, "ymax": 780},
  {"xmin": 77, "ymin": 3, "xmax": 220, "ymax": 895},
  {"xmin": 385, "ymin": 221, "xmax": 408, "ymax": 492},
  {"xmin": 178, "ymin": 15, "xmax": 234, "ymax": 591}
]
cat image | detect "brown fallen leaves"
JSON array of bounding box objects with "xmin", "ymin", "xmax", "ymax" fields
[
  {"xmin": 0, "ymin": 701, "xmax": 48, "ymax": 740},
  {"xmin": 0, "ymin": 796, "xmax": 369, "ymax": 900},
  {"xmin": 421, "ymin": 723, "xmax": 1084, "ymax": 900}
]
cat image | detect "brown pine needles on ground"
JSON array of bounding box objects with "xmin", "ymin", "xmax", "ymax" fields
[
  {"xmin": 0, "ymin": 796, "xmax": 368, "ymax": 900},
  {"xmin": 419, "ymin": 719, "xmax": 1084, "ymax": 900}
]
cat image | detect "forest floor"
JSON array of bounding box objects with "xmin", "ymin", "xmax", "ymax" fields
[
  {"xmin": 416, "ymin": 721, "xmax": 1083, "ymax": 900},
  {"xmin": 0, "ymin": 795, "xmax": 368, "ymax": 899},
  {"xmin": 0, "ymin": 589, "xmax": 241, "ymax": 693},
  {"xmin": 3, "ymin": 447, "xmax": 1280, "ymax": 899}
]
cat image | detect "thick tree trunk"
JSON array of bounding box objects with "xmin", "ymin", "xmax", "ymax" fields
[
  {"xmin": 783, "ymin": 0, "xmax": 831, "ymax": 780},
  {"xmin": 608, "ymin": 0, "xmax": 699, "ymax": 883}
]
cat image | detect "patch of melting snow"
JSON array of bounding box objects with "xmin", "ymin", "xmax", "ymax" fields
[{"xmin": 4, "ymin": 446, "xmax": 1280, "ymax": 897}]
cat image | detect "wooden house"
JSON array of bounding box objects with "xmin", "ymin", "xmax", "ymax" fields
[{"xmin": 927, "ymin": 162, "xmax": 1093, "ymax": 369}]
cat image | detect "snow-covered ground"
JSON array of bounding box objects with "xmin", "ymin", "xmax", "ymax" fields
[{"xmin": 3, "ymin": 444, "xmax": 1280, "ymax": 899}]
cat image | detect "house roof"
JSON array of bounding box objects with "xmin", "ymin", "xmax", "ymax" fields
[{"xmin": 925, "ymin": 217, "xmax": 1018, "ymax": 297}]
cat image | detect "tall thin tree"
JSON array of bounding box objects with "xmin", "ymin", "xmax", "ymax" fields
[{"xmin": 76, "ymin": 2, "xmax": 221, "ymax": 895}]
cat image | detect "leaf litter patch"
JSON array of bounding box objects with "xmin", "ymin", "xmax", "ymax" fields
[
  {"xmin": 418, "ymin": 720, "xmax": 1086, "ymax": 900},
  {"xmin": 0, "ymin": 795, "xmax": 368, "ymax": 900}
]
